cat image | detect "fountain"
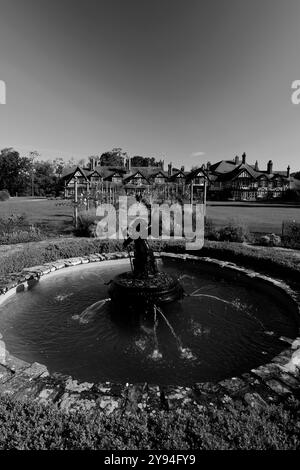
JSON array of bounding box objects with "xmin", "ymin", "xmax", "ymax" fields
[
  {"xmin": 0, "ymin": 220, "xmax": 298, "ymax": 386},
  {"xmin": 108, "ymin": 228, "xmax": 184, "ymax": 312}
]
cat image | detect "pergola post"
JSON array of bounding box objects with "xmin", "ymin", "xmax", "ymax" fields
[{"xmin": 74, "ymin": 177, "xmax": 78, "ymax": 229}]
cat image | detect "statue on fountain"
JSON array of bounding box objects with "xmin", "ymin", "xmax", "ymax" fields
[
  {"xmin": 108, "ymin": 197, "xmax": 183, "ymax": 310},
  {"xmin": 123, "ymin": 225, "xmax": 158, "ymax": 278}
]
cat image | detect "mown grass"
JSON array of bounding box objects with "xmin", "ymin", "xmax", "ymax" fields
[
  {"xmin": 0, "ymin": 198, "xmax": 299, "ymax": 237},
  {"xmin": 0, "ymin": 197, "xmax": 73, "ymax": 237},
  {"xmin": 0, "ymin": 396, "xmax": 299, "ymax": 450}
]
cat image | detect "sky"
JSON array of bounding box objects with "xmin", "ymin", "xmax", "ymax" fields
[{"xmin": 0, "ymin": 0, "xmax": 300, "ymax": 171}]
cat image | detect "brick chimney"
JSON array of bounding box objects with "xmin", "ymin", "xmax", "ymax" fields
[
  {"xmin": 254, "ymin": 160, "xmax": 259, "ymax": 171},
  {"xmin": 126, "ymin": 157, "xmax": 131, "ymax": 173},
  {"xmin": 287, "ymin": 165, "xmax": 290, "ymax": 178},
  {"xmin": 181, "ymin": 165, "xmax": 185, "ymax": 172},
  {"xmin": 90, "ymin": 157, "xmax": 95, "ymax": 171},
  {"xmin": 206, "ymin": 161, "xmax": 211, "ymax": 170},
  {"xmin": 168, "ymin": 162, "xmax": 172, "ymax": 177},
  {"xmin": 267, "ymin": 160, "xmax": 273, "ymax": 174},
  {"xmin": 242, "ymin": 152, "xmax": 246, "ymax": 164},
  {"xmin": 235, "ymin": 156, "xmax": 239, "ymax": 165}
]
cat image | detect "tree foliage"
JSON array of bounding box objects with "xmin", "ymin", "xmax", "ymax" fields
[
  {"xmin": 33, "ymin": 160, "xmax": 59, "ymax": 196},
  {"xmin": 100, "ymin": 148, "xmax": 127, "ymax": 167},
  {"xmin": 0, "ymin": 148, "xmax": 31, "ymax": 196},
  {"xmin": 293, "ymin": 171, "xmax": 300, "ymax": 180},
  {"xmin": 131, "ymin": 156, "xmax": 161, "ymax": 167}
]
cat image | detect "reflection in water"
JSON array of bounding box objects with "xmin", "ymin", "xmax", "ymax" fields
[{"xmin": 55, "ymin": 293, "xmax": 73, "ymax": 302}]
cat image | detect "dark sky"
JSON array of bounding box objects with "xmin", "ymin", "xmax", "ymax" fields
[{"xmin": 0, "ymin": 0, "xmax": 300, "ymax": 170}]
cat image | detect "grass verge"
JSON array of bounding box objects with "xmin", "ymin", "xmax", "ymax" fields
[{"xmin": 0, "ymin": 238, "xmax": 299, "ymax": 282}]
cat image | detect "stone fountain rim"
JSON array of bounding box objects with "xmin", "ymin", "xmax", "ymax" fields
[{"xmin": 0, "ymin": 251, "xmax": 299, "ymax": 414}]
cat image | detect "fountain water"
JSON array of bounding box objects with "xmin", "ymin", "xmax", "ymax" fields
[{"xmin": 106, "ymin": 227, "xmax": 188, "ymax": 359}]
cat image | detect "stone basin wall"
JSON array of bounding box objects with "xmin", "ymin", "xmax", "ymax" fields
[{"xmin": 0, "ymin": 251, "xmax": 299, "ymax": 415}]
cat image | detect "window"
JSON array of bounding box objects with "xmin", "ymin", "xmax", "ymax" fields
[
  {"xmin": 154, "ymin": 177, "xmax": 164, "ymax": 184},
  {"xmin": 177, "ymin": 176, "xmax": 185, "ymax": 184},
  {"xmin": 259, "ymin": 178, "xmax": 267, "ymax": 188},
  {"xmin": 194, "ymin": 176, "xmax": 203, "ymax": 185},
  {"xmin": 112, "ymin": 176, "xmax": 122, "ymax": 183}
]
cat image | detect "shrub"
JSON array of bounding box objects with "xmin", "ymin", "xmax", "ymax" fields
[
  {"xmin": 218, "ymin": 220, "xmax": 250, "ymax": 243},
  {"xmin": 0, "ymin": 189, "xmax": 10, "ymax": 201},
  {"xmin": 0, "ymin": 227, "xmax": 43, "ymax": 244},
  {"xmin": 0, "ymin": 213, "xmax": 44, "ymax": 244},
  {"xmin": 74, "ymin": 210, "xmax": 98, "ymax": 237},
  {"xmin": 0, "ymin": 213, "xmax": 28, "ymax": 232},
  {"xmin": 204, "ymin": 218, "xmax": 220, "ymax": 241},
  {"xmin": 0, "ymin": 396, "xmax": 299, "ymax": 450},
  {"xmin": 282, "ymin": 220, "xmax": 300, "ymax": 249},
  {"xmin": 259, "ymin": 233, "xmax": 281, "ymax": 247}
]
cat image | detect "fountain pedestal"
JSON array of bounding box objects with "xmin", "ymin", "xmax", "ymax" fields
[
  {"xmin": 109, "ymin": 271, "xmax": 183, "ymax": 306},
  {"xmin": 108, "ymin": 234, "xmax": 183, "ymax": 311}
]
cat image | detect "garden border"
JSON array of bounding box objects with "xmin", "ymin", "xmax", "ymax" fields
[{"xmin": 0, "ymin": 250, "xmax": 300, "ymax": 414}]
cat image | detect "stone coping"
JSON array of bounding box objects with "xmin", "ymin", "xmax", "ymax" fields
[{"xmin": 0, "ymin": 251, "xmax": 299, "ymax": 414}]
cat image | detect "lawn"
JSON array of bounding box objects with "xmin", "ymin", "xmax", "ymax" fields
[
  {"xmin": 0, "ymin": 197, "xmax": 299, "ymax": 236},
  {"xmin": 0, "ymin": 197, "xmax": 74, "ymax": 235},
  {"xmin": 207, "ymin": 202, "xmax": 300, "ymax": 234}
]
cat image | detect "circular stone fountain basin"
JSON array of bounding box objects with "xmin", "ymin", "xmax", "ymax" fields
[{"xmin": 0, "ymin": 256, "xmax": 298, "ymax": 386}]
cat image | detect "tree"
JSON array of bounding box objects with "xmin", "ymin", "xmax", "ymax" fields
[
  {"xmin": 33, "ymin": 160, "xmax": 59, "ymax": 196},
  {"xmin": 128, "ymin": 155, "xmax": 161, "ymax": 167},
  {"xmin": 131, "ymin": 156, "xmax": 147, "ymax": 167},
  {"xmin": 0, "ymin": 148, "xmax": 31, "ymax": 195},
  {"xmin": 78, "ymin": 157, "xmax": 87, "ymax": 167},
  {"xmin": 100, "ymin": 148, "xmax": 127, "ymax": 167},
  {"xmin": 29, "ymin": 150, "xmax": 40, "ymax": 196},
  {"xmin": 293, "ymin": 171, "xmax": 300, "ymax": 180},
  {"xmin": 52, "ymin": 157, "xmax": 65, "ymax": 177}
]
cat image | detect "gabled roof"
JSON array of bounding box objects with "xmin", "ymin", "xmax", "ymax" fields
[
  {"xmin": 128, "ymin": 166, "xmax": 164, "ymax": 177},
  {"xmin": 168, "ymin": 169, "xmax": 187, "ymax": 182},
  {"xmin": 148, "ymin": 169, "xmax": 169, "ymax": 179},
  {"xmin": 185, "ymin": 167, "xmax": 210, "ymax": 183},
  {"xmin": 258, "ymin": 171, "xmax": 290, "ymax": 180},
  {"xmin": 216, "ymin": 163, "xmax": 260, "ymax": 182},
  {"xmin": 90, "ymin": 166, "xmax": 127, "ymax": 180},
  {"xmin": 88, "ymin": 169, "xmax": 102, "ymax": 178},
  {"xmin": 123, "ymin": 170, "xmax": 150, "ymax": 184},
  {"xmin": 103, "ymin": 171, "xmax": 125, "ymax": 181},
  {"xmin": 64, "ymin": 166, "xmax": 90, "ymax": 184},
  {"xmin": 256, "ymin": 173, "xmax": 273, "ymax": 180},
  {"xmin": 61, "ymin": 165, "xmax": 78, "ymax": 178},
  {"xmin": 209, "ymin": 160, "xmax": 237, "ymax": 174}
]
